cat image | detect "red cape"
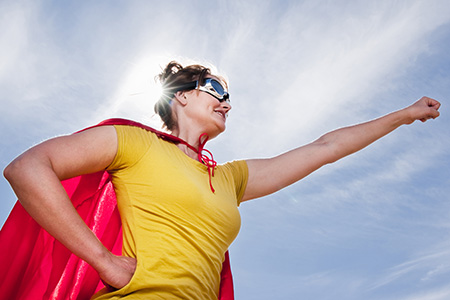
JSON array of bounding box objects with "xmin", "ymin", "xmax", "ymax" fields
[{"xmin": 0, "ymin": 119, "xmax": 234, "ymax": 300}]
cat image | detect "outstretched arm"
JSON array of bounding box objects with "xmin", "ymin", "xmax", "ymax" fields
[
  {"xmin": 242, "ymin": 96, "xmax": 441, "ymax": 202},
  {"xmin": 3, "ymin": 126, "xmax": 136, "ymax": 289}
]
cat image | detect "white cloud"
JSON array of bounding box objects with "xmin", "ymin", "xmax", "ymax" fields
[
  {"xmin": 368, "ymin": 240, "xmax": 450, "ymax": 298},
  {"xmin": 398, "ymin": 288, "xmax": 450, "ymax": 300}
]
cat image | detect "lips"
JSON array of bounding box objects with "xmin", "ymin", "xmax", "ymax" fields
[{"xmin": 214, "ymin": 110, "xmax": 226, "ymax": 120}]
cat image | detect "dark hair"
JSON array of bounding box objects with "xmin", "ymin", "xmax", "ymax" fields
[{"xmin": 154, "ymin": 61, "xmax": 212, "ymax": 131}]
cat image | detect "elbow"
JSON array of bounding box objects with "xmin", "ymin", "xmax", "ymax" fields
[
  {"xmin": 4, "ymin": 160, "xmax": 16, "ymax": 182},
  {"xmin": 4, "ymin": 149, "xmax": 56, "ymax": 188},
  {"xmin": 3, "ymin": 164, "xmax": 10, "ymax": 182},
  {"xmin": 313, "ymin": 136, "xmax": 341, "ymax": 165},
  {"xmin": 4, "ymin": 155, "xmax": 45, "ymax": 206},
  {"xmin": 326, "ymin": 144, "xmax": 344, "ymax": 164},
  {"xmin": 4, "ymin": 157, "xmax": 25, "ymax": 184},
  {"xmin": 4, "ymin": 151, "xmax": 42, "ymax": 185},
  {"xmin": 326, "ymin": 143, "xmax": 350, "ymax": 164}
]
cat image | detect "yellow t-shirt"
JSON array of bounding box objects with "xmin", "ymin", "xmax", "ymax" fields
[{"xmin": 92, "ymin": 125, "xmax": 248, "ymax": 300}]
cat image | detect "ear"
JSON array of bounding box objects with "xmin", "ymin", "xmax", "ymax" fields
[{"xmin": 174, "ymin": 91, "xmax": 188, "ymax": 106}]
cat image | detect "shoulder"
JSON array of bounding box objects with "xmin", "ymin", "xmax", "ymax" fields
[
  {"xmin": 113, "ymin": 124, "xmax": 160, "ymax": 144},
  {"xmin": 217, "ymin": 160, "xmax": 249, "ymax": 187},
  {"xmin": 107, "ymin": 125, "xmax": 163, "ymax": 170},
  {"xmin": 217, "ymin": 160, "xmax": 249, "ymax": 204},
  {"xmin": 218, "ymin": 160, "xmax": 248, "ymax": 175}
]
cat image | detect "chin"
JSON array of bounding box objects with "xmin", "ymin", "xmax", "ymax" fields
[
  {"xmin": 208, "ymin": 124, "xmax": 226, "ymax": 139},
  {"xmin": 218, "ymin": 123, "xmax": 226, "ymax": 134}
]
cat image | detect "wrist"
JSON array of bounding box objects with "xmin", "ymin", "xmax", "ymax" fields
[
  {"xmin": 392, "ymin": 108, "xmax": 414, "ymax": 126},
  {"xmin": 87, "ymin": 245, "xmax": 114, "ymax": 272}
]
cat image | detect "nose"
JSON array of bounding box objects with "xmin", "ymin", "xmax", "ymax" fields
[{"xmin": 220, "ymin": 100, "xmax": 231, "ymax": 113}]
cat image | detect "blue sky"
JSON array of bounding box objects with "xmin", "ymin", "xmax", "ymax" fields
[{"xmin": 1, "ymin": 0, "xmax": 449, "ymax": 299}]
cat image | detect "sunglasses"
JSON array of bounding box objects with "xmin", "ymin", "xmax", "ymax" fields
[{"xmin": 175, "ymin": 78, "xmax": 230, "ymax": 103}]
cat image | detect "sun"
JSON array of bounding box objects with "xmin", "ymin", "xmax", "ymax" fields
[{"xmin": 103, "ymin": 55, "xmax": 169, "ymax": 129}]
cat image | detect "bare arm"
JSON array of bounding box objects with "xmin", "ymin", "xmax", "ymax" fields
[
  {"xmin": 3, "ymin": 126, "xmax": 135, "ymax": 289},
  {"xmin": 242, "ymin": 96, "xmax": 441, "ymax": 201}
]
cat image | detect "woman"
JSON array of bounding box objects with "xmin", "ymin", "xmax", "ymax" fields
[{"xmin": 2, "ymin": 60, "xmax": 441, "ymax": 299}]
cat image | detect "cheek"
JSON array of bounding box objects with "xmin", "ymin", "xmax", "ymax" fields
[{"xmin": 196, "ymin": 96, "xmax": 217, "ymax": 112}]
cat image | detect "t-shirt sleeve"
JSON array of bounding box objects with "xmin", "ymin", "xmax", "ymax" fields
[
  {"xmin": 221, "ymin": 160, "xmax": 249, "ymax": 205},
  {"xmin": 107, "ymin": 125, "xmax": 155, "ymax": 171}
]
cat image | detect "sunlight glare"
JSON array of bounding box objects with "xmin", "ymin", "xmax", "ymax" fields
[{"xmin": 105, "ymin": 55, "xmax": 168, "ymax": 129}]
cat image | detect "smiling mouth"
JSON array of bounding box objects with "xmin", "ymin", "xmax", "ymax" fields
[{"xmin": 215, "ymin": 111, "xmax": 226, "ymax": 120}]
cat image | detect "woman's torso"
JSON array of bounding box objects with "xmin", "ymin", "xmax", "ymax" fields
[{"xmin": 92, "ymin": 125, "xmax": 248, "ymax": 300}]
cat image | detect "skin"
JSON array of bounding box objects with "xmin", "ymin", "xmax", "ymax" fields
[
  {"xmin": 3, "ymin": 88, "xmax": 441, "ymax": 290},
  {"xmin": 170, "ymin": 86, "xmax": 231, "ymax": 158}
]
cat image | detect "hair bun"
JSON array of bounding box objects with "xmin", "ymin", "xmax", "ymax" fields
[{"xmin": 157, "ymin": 61, "xmax": 183, "ymax": 87}]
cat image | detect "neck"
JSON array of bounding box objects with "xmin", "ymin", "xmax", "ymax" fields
[
  {"xmin": 170, "ymin": 105, "xmax": 219, "ymax": 159},
  {"xmin": 171, "ymin": 127, "xmax": 205, "ymax": 160}
]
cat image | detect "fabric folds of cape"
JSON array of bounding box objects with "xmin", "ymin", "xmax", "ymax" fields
[{"xmin": 0, "ymin": 119, "xmax": 234, "ymax": 300}]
